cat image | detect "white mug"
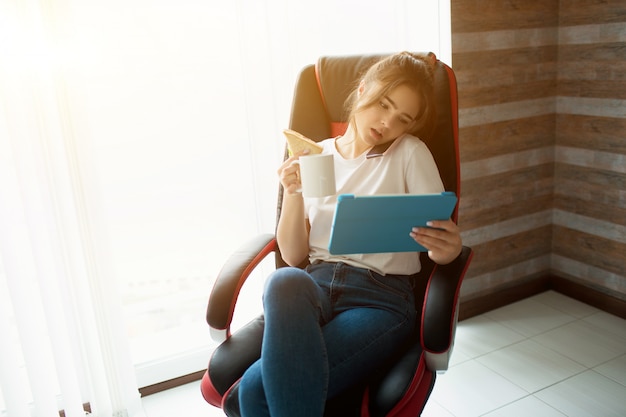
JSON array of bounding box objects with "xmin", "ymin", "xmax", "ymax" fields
[{"xmin": 292, "ymin": 154, "xmax": 336, "ymax": 198}]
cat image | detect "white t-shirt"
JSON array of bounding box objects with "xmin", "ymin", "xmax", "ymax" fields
[{"xmin": 305, "ymin": 134, "xmax": 444, "ymax": 275}]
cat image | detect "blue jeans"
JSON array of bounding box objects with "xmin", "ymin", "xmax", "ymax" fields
[{"xmin": 239, "ymin": 261, "xmax": 417, "ymax": 417}]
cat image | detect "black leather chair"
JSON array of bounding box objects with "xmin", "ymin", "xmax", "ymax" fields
[{"xmin": 201, "ymin": 53, "xmax": 473, "ymax": 417}]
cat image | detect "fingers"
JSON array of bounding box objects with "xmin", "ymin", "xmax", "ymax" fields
[
  {"xmin": 278, "ymin": 164, "xmax": 300, "ymax": 194},
  {"xmin": 409, "ymin": 219, "xmax": 462, "ymax": 265},
  {"xmin": 278, "ymin": 150, "xmax": 309, "ymax": 195}
]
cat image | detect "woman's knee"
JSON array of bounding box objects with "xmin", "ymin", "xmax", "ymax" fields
[{"xmin": 263, "ymin": 267, "xmax": 315, "ymax": 304}]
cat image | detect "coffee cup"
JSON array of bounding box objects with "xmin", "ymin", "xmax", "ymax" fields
[{"xmin": 291, "ymin": 154, "xmax": 336, "ymax": 198}]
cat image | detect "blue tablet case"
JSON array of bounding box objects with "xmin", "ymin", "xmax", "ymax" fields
[{"xmin": 328, "ymin": 192, "xmax": 458, "ymax": 254}]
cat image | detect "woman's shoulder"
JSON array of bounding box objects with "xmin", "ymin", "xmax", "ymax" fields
[
  {"xmin": 397, "ymin": 133, "xmax": 428, "ymax": 149},
  {"xmin": 389, "ymin": 133, "xmax": 431, "ymax": 157}
]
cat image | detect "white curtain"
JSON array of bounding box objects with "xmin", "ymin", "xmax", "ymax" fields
[
  {"xmin": 1, "ymin": 1, "xmax": 143, "ymax": 416},
  {"xmin": 0, "ymin": 0, "xmax": 449, "ymax": 415}
]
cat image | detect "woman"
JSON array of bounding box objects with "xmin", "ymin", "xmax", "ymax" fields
[{"xmin": 239, "ymin": 52, "xmax": 462, "ymax": 417}]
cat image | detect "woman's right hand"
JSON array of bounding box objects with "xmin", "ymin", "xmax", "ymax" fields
[{"xmin": 278, "ymin": 150, "xmax": 309, "ymax": 195}]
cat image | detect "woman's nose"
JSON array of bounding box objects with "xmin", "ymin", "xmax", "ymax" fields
[{"xmin": 381, "ymin": 116, "xmax": 392, "ymax": 128}]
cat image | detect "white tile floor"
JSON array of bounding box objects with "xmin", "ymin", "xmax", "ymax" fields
[{"xmin": 141, "ymin": 291, "xmax": 626, "ymax": 417}]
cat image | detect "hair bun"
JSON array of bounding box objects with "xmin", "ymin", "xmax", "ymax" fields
[{"xmin": 401, "ymin": 51, "xmax": 437, "ymax": 69}]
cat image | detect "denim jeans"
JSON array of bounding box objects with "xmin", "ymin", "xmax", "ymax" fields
[{"xmin": 239, "ymin": 261, "xmax": 417, "ymax": 417}]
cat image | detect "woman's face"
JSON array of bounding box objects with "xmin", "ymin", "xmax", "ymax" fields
[{"xmin": 354, "ymin": 83, "xmax": 421, "ymax": 147}]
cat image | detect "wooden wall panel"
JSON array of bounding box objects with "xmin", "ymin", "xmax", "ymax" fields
[
  {"xmin": 451, "ymin": 0, "xmax": 558, "ymax": 299},
  {"xmin": 453, "ymin": 0, "xmax": 559, "ymax": 32},
  {"xmin": 452, "ymin": 47, "xmax": 558, "ymax": 108},
  {"xmin": 554, "ymin": 6, "xmax": 626, "ymax": 300},
  {"xmin": 451, "ymin": 0, "xmax": 626, "ymax": 302},
  {"xmin": 558, "ymin": 0, "xmax": 626, "ymax": 26}
]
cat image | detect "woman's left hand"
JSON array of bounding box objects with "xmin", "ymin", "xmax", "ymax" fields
[{"xmin": 410, "ymin": 219, "xmax": 462, "ymax": 265}]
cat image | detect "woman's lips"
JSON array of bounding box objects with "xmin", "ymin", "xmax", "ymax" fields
[{"xmin": 370, "ymin": 128, "xmax": 383, "ymax": 141}]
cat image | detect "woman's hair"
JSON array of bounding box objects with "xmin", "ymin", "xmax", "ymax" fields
[{"xmin": 345, "ymin": 51, "xmax": 437, "ymax": 138}]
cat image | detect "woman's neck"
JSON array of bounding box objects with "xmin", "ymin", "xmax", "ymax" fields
[{"xmin": 335, "ymin": 125, "xmax": 371, "ymax": 159}]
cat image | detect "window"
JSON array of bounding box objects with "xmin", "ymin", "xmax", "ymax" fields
[
  {"xmin": 0, "ymin": 2, "xmax": 451, "ymax": 409},
  {"xmin": 74, "ymin": 0, "xmax": 451, "ymax": 387}
]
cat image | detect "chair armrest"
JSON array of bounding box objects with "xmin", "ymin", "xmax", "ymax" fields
[
  {"xmin": 420, "ymin": 245, "xmax": 473, "ymax": 371},
  {"xmin": 206, "ymin": 233, "xmax": 277, "ymax": 342}
]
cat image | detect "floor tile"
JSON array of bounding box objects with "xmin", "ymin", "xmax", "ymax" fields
[
  {"xmin": 476, "ymin": 339, "xmax": 586, "ymax": 393},
  {"xmin": 421, "ymin": 399, "xmax": 456, "ymax": 417},
  {"xmin": 594, "ymin": 354, "xmax": 626, "ymax": 387},
  {"xmin": 453, "ymin": 315, "xmax": 526, "ymax": 360},
  {"xmin": 533, "ymin": 319, "xmax": 626, "ymax": 368},
  {"xmin": 429, "ymin": 360, "xmax": 527, "ymax": 417},
  {"xmin": 535, "ymin": 370, "xmax": 626, "ymax": 417},
  {"xmin": 447, "ymin": 342, "xmax": 473, "ymax": 367},
  {"xmin": 531, "ymin": 291, "xmax": 599, "ymax": 319},
  {"xmin": 583, "ymin": 311, "xmax": 626, "ymax": 339},
  {"xmin": 481, "ymin": 395, "xmax": 567, "ymax": 417},
  {"xmin": 485, "ymin": 298, "xmax": 577, "ymax": 337}
]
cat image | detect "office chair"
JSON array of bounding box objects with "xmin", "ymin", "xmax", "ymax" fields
[{"xmin": 201, "ymin": 52, "xmax": 473, "ymax": 416}]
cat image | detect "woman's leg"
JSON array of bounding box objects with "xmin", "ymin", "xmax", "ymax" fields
[
  {"xmin": 318, "ymin": 263, "xmax": 417, "ymax": 399},
  {"xmin": 239, "ymin": 263, "xmax": 416, "ymax": 416},
  {"xmin": 238, "ymin": 360, "xmax": 267, "ymax": 417},
  {"xmin": 239, "ymin": 266, "xmax": 331, "ymax": 417}
]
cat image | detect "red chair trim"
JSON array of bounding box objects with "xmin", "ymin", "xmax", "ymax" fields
[
  {"xmin": 330, "ymin": 122, "xmax": 348, "ymax": 137},
  {"xmin": 385, "ymin": 357, "xmax": 429, "ymax": 416},
  {"xmin": 222, "ymin": 238, "xmax": 277, "ymax": 335},
  {"xmin": 315, "ymin": 62, "xmax": 349, "ymax": 139},
  {"xmin": 388, "ymin": 368, "xmax": 435, "ymax": 417},
  {"xmin": 221, "ymin": 377, "xmax": 242, "ymax": 410},
  {"xmin": 359, "ymin": 356, "xmax": 432, "ymax": 417},
  {"xmin": 360, "ymin": 387, "xmax": 371, "ymax": 417},
  {"xmin": 443, "ymin": 63, "xmax": 461, "ymax": 222},
  {"xmin": 201, "ymin": 370, "xmax": 223, "ymax": 408}
]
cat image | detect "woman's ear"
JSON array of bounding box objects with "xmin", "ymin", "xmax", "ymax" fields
[{"xmin": 357, "ymin": 80, "xmax": 365, "ymax": 97}]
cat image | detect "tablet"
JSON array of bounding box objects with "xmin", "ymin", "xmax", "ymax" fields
[{"xmin": 328, "ymin": 192, "xmax": 458, "ymax": 255}]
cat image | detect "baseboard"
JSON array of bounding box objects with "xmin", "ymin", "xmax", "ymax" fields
[
  {"xmin": 140, "ymin": 370, "xmax": 206, "ymax": 397},
  {"xmin": 459, "ymin": 274, "xmax": 626, "ymax": 321},
  {"xmin": 549, "ymin": 275, "xmax": 626, "ymax": 320},
  {"xmin": 458, "ymin": 276, "xmax": 552, "ymax": 321}
]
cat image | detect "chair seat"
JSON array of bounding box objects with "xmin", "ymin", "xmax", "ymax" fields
[{"xmin": 200, "ymin": 315, "xmax": 436, "ymax": 417}]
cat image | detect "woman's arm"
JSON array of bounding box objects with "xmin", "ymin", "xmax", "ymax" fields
[{"xmin": 276, "ymin": 153, "xmax": 310, "ymax": 266}]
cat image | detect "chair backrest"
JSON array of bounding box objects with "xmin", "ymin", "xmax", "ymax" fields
[{"xmin": 276, "ymin": 52, "xmax": 460, "ymax": 268}]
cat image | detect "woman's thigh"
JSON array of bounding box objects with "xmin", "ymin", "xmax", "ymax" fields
[
  {"xmin": 308, "ymin": 263, "xmax": 417, "ymax": 398},
  {"xmin": 322, "ymin": 305, "xmax": 414, "ymax": 398}
]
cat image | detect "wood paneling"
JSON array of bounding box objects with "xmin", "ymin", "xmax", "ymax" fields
[
  {"xmin": 452, "ymin": 0, "xmax": 559, "ymax": 32},
  {"xmin": 553, "ymin": 226, "xmax": 626, "ymax": 276},
  {"xmin": 556, "ymin": 114, "xmax": 626, "ymax": 153},
  {"xmin": 451, "ymin": 0, "xmax": 626, "ymax": 302},
  {"xmin": 454, "ymin": 47, "xmax": 558, "ymax": 108},
  {"xmin": 461, "ymin": 115, "xmax": 555, "ymax": 161},
  {"xmin": 461, "ymin": 175, "xmax": 553, "ymax": 230},
  {"xmin": 467, "ymin": 226, "xmax": 553, "ymax": 278},
  {"xmin": 559, "ymin": 0, "xmax": 626, "ymax": 26},
  {"xmin": 554, "ymin": 6, "xmax": 626, "ymax": 299}
]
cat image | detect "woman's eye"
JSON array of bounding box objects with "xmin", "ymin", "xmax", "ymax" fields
[{"xmin": 379, "ymin": 101, "xmax": 388, "ymax": 109}]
